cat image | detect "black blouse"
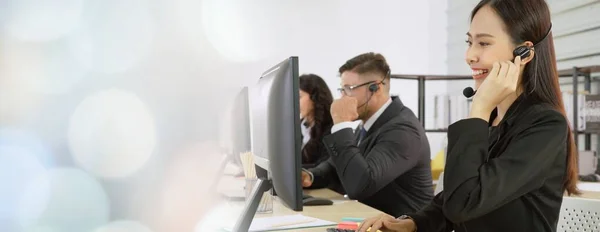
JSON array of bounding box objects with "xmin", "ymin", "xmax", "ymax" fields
[{"xmin": 407, "ymin": 95, "xmax": 570, "ymax": 232}]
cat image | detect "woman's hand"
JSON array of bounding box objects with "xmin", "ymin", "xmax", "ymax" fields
[
  {"xmin": 357, "ymin": 214, "xmax": 416, "ymax": 232},
  {"xmin": 470, "ymin": 56, "xmax": 522, "ymax": 121}
]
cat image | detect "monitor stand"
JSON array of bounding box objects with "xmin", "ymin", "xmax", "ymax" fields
[{"xmin": 232, "ymin": 178, "xmax": 272, "ymax": 232}]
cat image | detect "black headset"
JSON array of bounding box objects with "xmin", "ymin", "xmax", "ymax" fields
[
  {"xmin": 367, "ymin": 70, "xmax": 390, "ymax": 93},
  {"xmin": 368, "ymin": 83, "xmax": 379, "ymax": 92},
  {"xmin": 512, "ymin": 23, "xmax": 553, "ymax": 59},
  {"xmin": 512, "ymin": 45, "xmax": 531, "ymax": 59}
]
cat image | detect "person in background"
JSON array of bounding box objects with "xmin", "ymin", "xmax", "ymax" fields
[
  {"xmin": 299, "ymin": 74, "xmax": 335, "ymax": 169},
  {"xmin": 302, "ymin": 52, "xmax": 434, "ymax": 217},
  {"xmin": 358, "ymin": 0, "xmax": 580, "ymax": 231}
]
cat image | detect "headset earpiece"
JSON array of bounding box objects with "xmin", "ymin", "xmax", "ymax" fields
[
  {"xmin": 368, "ymin": 83, "xmax": 379, "ymax": 92},
  {"xmin": 513, "ymin": 46, "xmax": 531, "ymax": 59}
]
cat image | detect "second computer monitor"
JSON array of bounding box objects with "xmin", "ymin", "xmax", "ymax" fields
[{"xmin": 249, "ymin": 56, "xmax": 303, "ymax": 211}]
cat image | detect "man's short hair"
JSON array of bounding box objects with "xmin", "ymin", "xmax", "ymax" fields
[{"xmin": 338, "ymin": 52, "xmax": 391, "ymax": 80}]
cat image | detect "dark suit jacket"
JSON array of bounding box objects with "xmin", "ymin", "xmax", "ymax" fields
[
  {"xmin": 308, "ymin": 96, "xmax": 434, "ymax": 216},
  {"xmin": 407, "ymin": 95, "xmax": 570, "ymax": 232}
]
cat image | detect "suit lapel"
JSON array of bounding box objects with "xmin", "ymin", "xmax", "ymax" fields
[{"xmin": 366, "ymin": 97, "xmax": 403, "ymax": 137}]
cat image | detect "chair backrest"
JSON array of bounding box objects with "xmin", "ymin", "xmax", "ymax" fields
[{"xmin": 556, "ymin": 196, "xmax": 600, "ymax": 232}]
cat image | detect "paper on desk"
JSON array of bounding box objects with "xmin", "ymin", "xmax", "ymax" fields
[
  {"xmin": 578, "ymin": 182, "xmax": 600, "ymax": 192},
  {"xmin": 223, "ymin": 214, "xmax": 336, "ymax": 232}
]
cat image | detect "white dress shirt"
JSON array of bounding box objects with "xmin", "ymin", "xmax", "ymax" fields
[{"xmin": 300, "ymin": 118, "xmax": 311, "ymax": 149}]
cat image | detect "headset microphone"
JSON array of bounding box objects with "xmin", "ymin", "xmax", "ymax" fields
[{"xmin": 463, "ymin": 87, "xmax": 476, "ymax": 98}]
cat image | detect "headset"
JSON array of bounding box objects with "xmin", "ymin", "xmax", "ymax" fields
[
  {"xmin": 512, "ymin": 45, "xmax": 531, "ymax": 59},
  {"xmin": 368, "ymin": 83, "xmax": 379, "ymax": 93},
  {"xmin": 366, "ymin": 69, "xmax": 390, "ymax": 93},
  {"xmin": 357, "ymin": 70, "xmax": 390, "ymax": 119},
  {"xmin": 511, "ymin": 23, "xmax": 553, "ymax": 59}
]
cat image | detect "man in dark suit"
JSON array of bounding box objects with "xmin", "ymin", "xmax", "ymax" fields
[{"xmin": 301, "ymin": 52, "xmax": 434, "ymax": 217}]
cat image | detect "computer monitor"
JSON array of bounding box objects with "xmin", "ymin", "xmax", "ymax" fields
[
  {"xmin": 211, "ymin": 87, "xmax": 252, "ymax": 192},
  {"xmin": 229, "ymin": 86, "xmax": 252, "ymax": 168},
  {"xmin": 232, "ymin": 56, "xmax": 303, "ymax": 231}
]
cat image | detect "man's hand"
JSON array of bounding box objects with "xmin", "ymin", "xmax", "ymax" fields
[
  {"xmin": 301, "ymin": 170, "xmax": 313, "ymax": 187},
  {"xmin": 331, "ymin": 96, "xmax": 359, "ymax": 124},
  {"xmin": 357, "ymin": 214, "xmax": 416, "ymax": 232}
]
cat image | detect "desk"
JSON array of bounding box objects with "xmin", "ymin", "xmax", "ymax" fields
[
  {"xmin": 213, "ymin": 176, "xmax": 382, "ymax": 231},
  {"xmin": 578, "ymin": 182, "xmax": 600, "ymax": 199},
  {"xmin": 254, "ymin": 188, "xmax": 383, "ymax": 231}
]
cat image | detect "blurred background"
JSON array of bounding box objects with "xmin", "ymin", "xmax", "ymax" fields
[{"xmin": 1, "ymin": 0, "xmax": 598, "ymax": 231}]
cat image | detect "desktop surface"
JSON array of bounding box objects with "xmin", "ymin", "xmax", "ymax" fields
[
  {"xmin": 216, "ymin": 175, "xmax": 382, "ymax": 232},
  {"xmin": 252, "ymin": 188, "xmax": 382, "ymax": 231}
]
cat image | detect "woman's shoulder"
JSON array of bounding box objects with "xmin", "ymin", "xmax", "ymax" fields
[{"xmin": 518, "ymin": 101, "xmax": 567, "ymax": 126}]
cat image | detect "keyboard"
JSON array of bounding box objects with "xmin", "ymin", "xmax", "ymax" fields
[{"xmin": 326, "ymin": 229, "xmax": 354, "ymax": 232}]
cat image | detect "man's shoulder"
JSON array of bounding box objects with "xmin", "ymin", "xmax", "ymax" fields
[{"xmin": 378, "ymin": 106, "xmax": 422, "ymax": 131}]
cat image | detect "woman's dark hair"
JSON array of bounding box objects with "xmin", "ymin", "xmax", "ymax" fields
[
  {"xmin": 471, "ymin": 0, "xmax": 579, "ymax": 195},
  {"xmin": 299, "ymin": 74, "xmax": 334, "ymax": 164}
]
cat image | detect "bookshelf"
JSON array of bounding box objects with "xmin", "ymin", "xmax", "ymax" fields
[
  {"xmin": 561, "ymin": 65, "xmax": 600, "ymax": 150},
  {"xmin": 390, "ymin": 74, "xmax": 471, "ymax": 133},
  {"xmin": 390, "ymin": 65, "xmax": 600, "ymax": 149}
]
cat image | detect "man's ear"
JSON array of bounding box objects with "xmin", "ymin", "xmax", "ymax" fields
[{"xmin": 519, "ymin": 41, "xmax": 535, "ymax": 64}]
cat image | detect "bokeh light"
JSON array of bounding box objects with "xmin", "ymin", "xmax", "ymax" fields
[
  {"xmin": 194, "ymin": 202, "xmax": 241, "ymax": 232},
  {"xmin": 0, "ymin": 38, "xmax": 87, "ymax": 95},
  {"xmin": 1, "ymin": 0, "xmax": 83, "ymax": 42},
  {"xmin": 159, "ymin": 140, "xmax": 225, "ymax": 231},
  {"xmin": 67, "ymin": 0, "xmax": 155, "ymax": 74},
  {"xmin": 68, "ymin": 88, "xmax": 157, "ymax": 179},
  {"xmin": 23, "ymin": 225, "xmax": 59, "ymax": 232},
  {"xmin": 29, "ymin": 168, "xmax": 110, "ymax": 232},
  {"xmin": 174, "ymin": 0, "xmax": 284, "ymax": 63},
  {"xmin": 93, "ymin": 220, "xmax": 153, "ymax": 232},
  {"xmin": 0, "ymin": 142, "xmax": 51, "ymax": 231},
  {"xmin": 0, "ymin": 129, "xmax": 54, "ymax": 167},
  {"xmin": 0, "ymin": 40, "xmax": 43, "ymax": 125}
]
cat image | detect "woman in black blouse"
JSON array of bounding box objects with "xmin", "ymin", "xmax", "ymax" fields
[
  {"xmin": 359, "ymin": 0, "xmax": 580, "ymax": 231},
  {"xmin": 299, "ymin": 74, "xmax": 334, "ymax": 168}
]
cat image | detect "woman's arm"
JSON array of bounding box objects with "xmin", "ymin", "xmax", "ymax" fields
[{"xmin": 405, "ymin": 192, "xmax": 453, "ymax": 232}]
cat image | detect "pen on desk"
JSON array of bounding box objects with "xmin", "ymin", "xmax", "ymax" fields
[
  {"xmin": 267, "ymin": 219, "xmax": 316, "ymax": 229},
  {"xmin": 341, "ymin": 217, "xmax": 364, "ymax": 222}
]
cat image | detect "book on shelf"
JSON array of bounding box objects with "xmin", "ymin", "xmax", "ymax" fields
[
  {"xmin": 563, "ymin": 91, "xmax": 586, "ymax": 131},
  {"xmin": 431, "ymin": 91, "xmax": 590, "ymax": 131},
  {"xmin": 584, "ymin": 94, "xmax": 600, "ymax": 132},
  {"xmin": 433, "ymin": 94, "xmax": 470, "ymax": 130}
]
